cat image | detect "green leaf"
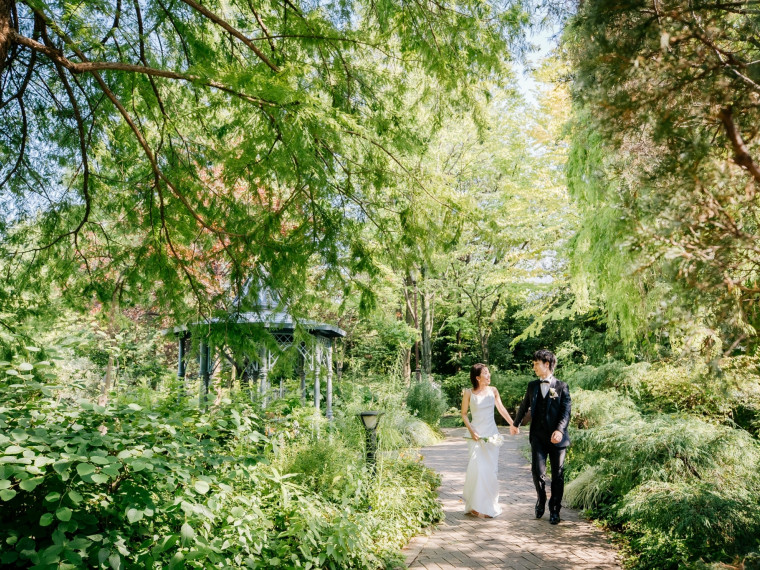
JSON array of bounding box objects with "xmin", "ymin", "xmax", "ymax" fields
[
  {"xmin": 0, "ymin": 489, "xmax": 17, "ymax": 501},
  {"xmin": 56, "ymin": 507, "xmax": 72, "ymax": 521},
  {"xmin": 76, "ymin": 463, "xmax": 96, "ymax": 477},
  {"xmin": 4, "ymin": 445, "xmax": 24, "ymax": 455},
  {"xmin": 68, "ymin": 490, "xmax": 83, "ymax": 505},
  {"xmin": 19, "ymin": 476, "xmax": 44, "ymax": 491},
  {"xmin": 5, "ymin": 370, "xmax": 18, "ymax": 376},
  {"xmin": 18, "ymin": 363, "xmax": 34, "ymax": 372},
  {"xmin": 193, "ymin": 480, "xmax": 210, "ymax": 494},
  {"xmin": 126, "ymin": 508, "xmax": 143, "ymax": 523},
  {"xmin": 39, "ymin": 513, "xmax": 54, "ymax": 527},
  {"xmin": 127, "ymin": 403, "xmax": 142, "ymax": 411},
  {"xmin": 181, "ymin": 522, "xmax": 195, "ymax": 544},
  {"xmin": 10, "ymin": 429, "xmax": 28, "ymax": 442},
  {"xmin": 53, "ymin": 461, "xmax": 71, "ymax": 475},
  {"xmin": 45, "ymin": 492, "xmax": 61, "ymax": 502},
  {"xmin": 91, "ymin": 473, "xmax": 109, "ymax": 484}
]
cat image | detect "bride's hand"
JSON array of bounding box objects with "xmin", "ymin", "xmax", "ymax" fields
[{"xmin": 470, "ymin": 431, "xmax": 480, "ymax": 441}]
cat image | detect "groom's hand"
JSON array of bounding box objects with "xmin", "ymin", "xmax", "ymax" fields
[
  {"xmin": 551, "ymin": 430, "xmax": 562, "ymax": 444},
  {"xmin": 510, "ymin": 425, "xmax": 519, "ymax": 435}
]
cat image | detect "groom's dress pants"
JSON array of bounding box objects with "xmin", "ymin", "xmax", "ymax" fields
[{"xmin": 531, "ymin": 437, "xmax": 566, "ymax": 513}]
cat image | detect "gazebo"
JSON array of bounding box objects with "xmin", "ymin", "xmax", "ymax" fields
[{"xmin": 169, "ymin": 281, "xmax": 345, "ymax": 418}]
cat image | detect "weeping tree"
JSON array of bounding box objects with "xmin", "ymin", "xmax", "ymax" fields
[
  {"xmin": 565, "ymin": 0, "xmax": 760, "ymax": 352},
  {"xmin": 0, "ymin": 0, "xmax": 529, "ymax": 321}
]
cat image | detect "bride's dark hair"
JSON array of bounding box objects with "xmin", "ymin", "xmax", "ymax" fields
[{"xmin": 470, "ymin": 363, "xmax": 487, "ymax": 389}]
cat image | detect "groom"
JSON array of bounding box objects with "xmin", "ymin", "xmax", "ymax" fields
[{"xmin": 510, "ymin": 349, "xmax": 571, "ymax": 525}]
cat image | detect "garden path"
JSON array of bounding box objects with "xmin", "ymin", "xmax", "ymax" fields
[{"xmin": 402, "ymin": 428, "xmax": 622, "ymax": 570}]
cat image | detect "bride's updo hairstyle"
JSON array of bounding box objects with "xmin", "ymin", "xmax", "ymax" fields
[{"xmin": 470, "ymin": 363, "xmax": 487, "ymax": 389}]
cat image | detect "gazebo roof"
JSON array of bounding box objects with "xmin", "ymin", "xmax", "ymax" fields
[
  {"xmin": 167, "ymin": 279, "xmax": 345, "ymax": 338},
  {"xmin": 169, "ymin": 309, "xmax": 345, "ymax": 338}
]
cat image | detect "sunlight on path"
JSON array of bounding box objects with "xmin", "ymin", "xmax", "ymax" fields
[{"xmin": 403, "ymin": 428, "xmax": 622, "ymax": 570}]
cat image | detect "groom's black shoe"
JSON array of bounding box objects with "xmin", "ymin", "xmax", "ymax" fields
[
  {"xmin": 549, "ymin": 512, "xmax": 560, "ymax": 525},
  {"xmin": 535, "ymin": 500, "xmax": 546, "ymax": 519}
]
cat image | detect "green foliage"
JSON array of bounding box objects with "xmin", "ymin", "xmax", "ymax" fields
[
  {"xmin": 565, "ymin": 0, "xmax": 760, "ymax": 347},
  {"xmin": 406, "ymin": 381, "xmax": 448, "ymax": 427},
  {"xmin": 440, "ymin": 370, "xmax": 531, "ymax": 414},
  {"xmin": 564, "ymin": 357, "xmax": 760, "ymax": 567},
  {"xmin": 0, "ymin": 353, "xmax": 444, "ymax": 569}
]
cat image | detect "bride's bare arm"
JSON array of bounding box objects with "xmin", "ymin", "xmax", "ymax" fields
[
  {"xmin": 461, "ymin": 389, "xmax": 480, "ymax": 440},
  {"xmin": 493, "ymin": 387, "xmax": 514, "ymax": 426}
]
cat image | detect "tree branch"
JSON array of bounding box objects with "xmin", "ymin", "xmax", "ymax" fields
[
  {"xmin": 178, "ymin": 0, "xmax": 280, "ymax": 72},
  {"xmin": 10, "ymin": 30, "xmax": 280, "ymax": 107},
  {"xmin": 718, "ymin": 107, "xmax": 760, "ymax": 184}
]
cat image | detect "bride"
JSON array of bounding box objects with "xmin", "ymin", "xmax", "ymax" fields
[{"xmin": 461, "ymin": 363, "xmax": 515, "ymax": 518}]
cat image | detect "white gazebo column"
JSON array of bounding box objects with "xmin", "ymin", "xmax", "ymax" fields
[
  {"xmin": 298, "ymin": 342, "xmax": 307, "ymax": 404},
  {"xmin": 325, "ymin": 339, "xmax": 333, "ymax": 420},
  {"xmin": 259, "ymin": 346, "xmax": 269, "ymax": 408},
  {"xmin": 313, "ymin": 341, "xmax": 321, "ymax": 412}
]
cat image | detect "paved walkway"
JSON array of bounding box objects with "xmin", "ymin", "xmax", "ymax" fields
[{"xmin": 403, "ymin": 428, "xmax": 622, "ymax": 570}]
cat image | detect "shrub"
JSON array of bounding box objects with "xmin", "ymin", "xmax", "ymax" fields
[
  {"xmin": 570, "ymin": 388, "xmax": 640, "ymax": 430},
  {"xmin": 440, "ymin": 371, "xmax": 531, "ymax": 414},
  {"xmin": 566, "ymin": 415, "xmax": 760, "ymax": 568},
  {"xmin": 0, "ymin": 362, "xmax": 444, "ymax": 569},
  {"xmin": 406, "ymin": 380, "xmax": 447, "ymax": 427},
  {"xmin": 567, "ymin": 360, "xmax": 648, "ymax": 396}
]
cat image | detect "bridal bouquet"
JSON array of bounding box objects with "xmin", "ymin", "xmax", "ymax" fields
[
  {"xmin": 484, "ymin": 434, "xmax": 505, "ymax": 447},
  {"xmin": 466, "ymin": 433, "xmax": 505, "ymax": 447}
]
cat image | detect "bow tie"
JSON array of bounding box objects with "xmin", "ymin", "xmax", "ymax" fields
[{"xmin": 540, "ymin": 379, "xmax": 551, "ymax": 384}]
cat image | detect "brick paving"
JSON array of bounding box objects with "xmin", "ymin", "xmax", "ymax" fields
[{"xmin": 403, "ymin": 428, "xmax": 622, "ymax": 570}]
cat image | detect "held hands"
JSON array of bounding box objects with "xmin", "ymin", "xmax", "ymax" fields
[
  {"xmin": 510, "ymin": 425, "xmax": 519, "ymax": 436},
  {"xmin": 551, "ymin": 430, "xmax": 563, "ymax": 444}
]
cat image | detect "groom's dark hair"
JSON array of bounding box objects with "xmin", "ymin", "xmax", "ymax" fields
[
  {"xmin": 470, "ymin": 363, "xmax": 487, "ymax": 389},
  {"xmin": 533, "ymin": 349, "xmax": 556, "ymax": 372}
]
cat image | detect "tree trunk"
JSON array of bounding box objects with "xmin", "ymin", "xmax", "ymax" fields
[
  {"xmin": 0, "ymin": 0, "xmax": 12, "ymax": 74},
  {"xmin": 402, "ymin": 275, "xmax": 415, "ymax": 384},
  {"xmin": 420, "ymin": 288, "xmax": 433, "ymax": 379},
  {"xmin": 99, "ymin": 297, "xmax": 119, "ymax": 406}
]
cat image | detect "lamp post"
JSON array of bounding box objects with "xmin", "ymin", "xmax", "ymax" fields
[{"xmin": 358, "ymin": 411, "xmax": 384, "ymax": 474}]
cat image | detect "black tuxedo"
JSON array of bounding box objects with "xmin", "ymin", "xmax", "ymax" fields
[{"xmin": 513, "ymin": 377, "xmax": 571, "ymax": 515}]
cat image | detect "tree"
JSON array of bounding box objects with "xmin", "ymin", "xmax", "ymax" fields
[
  {"xmin": 565, "ymin": 0, "xmax": 760, "ymax": 351},
  {"xmin": 1, "ymin": 0, "xmax": 528, "ymax": 318}
]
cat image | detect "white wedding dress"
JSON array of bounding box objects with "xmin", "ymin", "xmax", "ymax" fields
[{"xmin": 463, "ymin": 389, "xmax": 502, "ymax": 517}]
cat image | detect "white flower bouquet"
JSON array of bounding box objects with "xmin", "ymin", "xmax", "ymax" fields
[{"xmin": 465, "ymin": 433, "xmax": 504, "ymax": 447}]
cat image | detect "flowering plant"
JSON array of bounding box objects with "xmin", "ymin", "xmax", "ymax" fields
[{"xmin": 549, "ymin": 387, "xmax": 558, "ymax": 399}]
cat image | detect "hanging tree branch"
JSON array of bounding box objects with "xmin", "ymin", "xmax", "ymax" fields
[{"xmin": 718, "ymin": 106, "xmax": 760, "ymax": 184}]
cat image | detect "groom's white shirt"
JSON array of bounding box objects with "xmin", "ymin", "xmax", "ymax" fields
[{"xmin": 540, "ymin": 375, "xmax": 556, "ymax": 398}]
